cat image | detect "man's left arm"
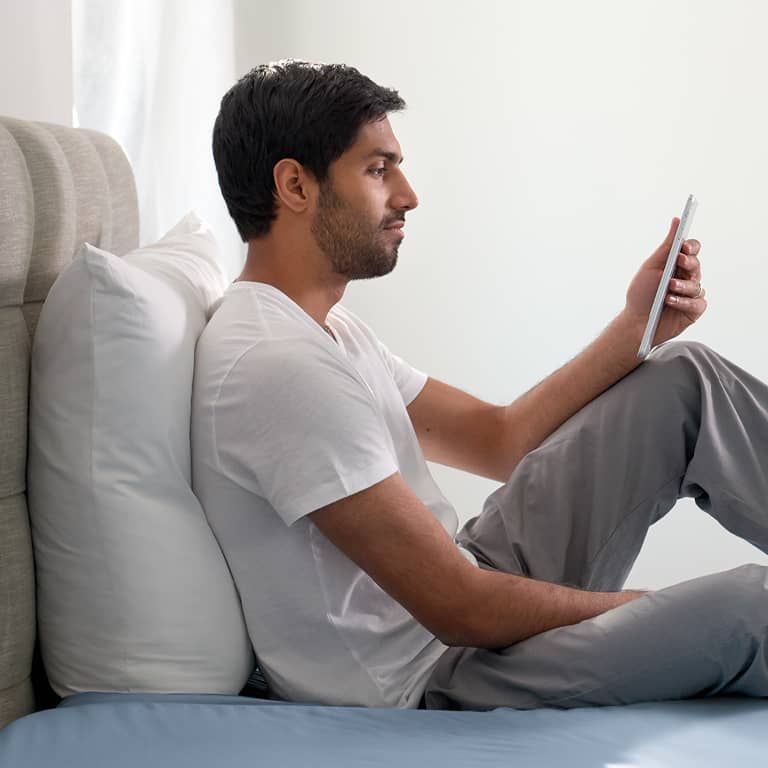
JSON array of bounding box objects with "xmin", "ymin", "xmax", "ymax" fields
[{"xmin": 407, "ymin": 222, "xmax": 707, "ymax": 483}]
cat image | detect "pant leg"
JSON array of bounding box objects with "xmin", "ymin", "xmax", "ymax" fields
[
  {"xmin": 459, "ymin": 340, "xmax": 768, "ymax": 591},
  {"xmin": 426, "ymin": 340, "xmax": 768, "ymax": 709},
  {"xmin": 425, "ymin": 564, "xmax": 768, "ymax": 710}
]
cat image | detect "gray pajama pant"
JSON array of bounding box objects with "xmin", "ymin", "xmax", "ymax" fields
[{"xmin": 424, "ymin": 340, "xmax": 768, "ymax": 710}]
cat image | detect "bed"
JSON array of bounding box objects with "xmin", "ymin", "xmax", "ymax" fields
[{"xmin": 1, "ymin": 115, "xmax": 766, "ymax": 766}]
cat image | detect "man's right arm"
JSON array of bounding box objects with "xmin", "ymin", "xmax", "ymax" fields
[{"xmin": 310, "ymin": 473, "xmax": 645, "ymax": 649}]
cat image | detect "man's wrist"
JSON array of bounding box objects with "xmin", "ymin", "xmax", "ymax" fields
[
  {"xmin": 602, "ymin": 589, "xmax": 648, "ymax": 614},
  {"xmin": 611, "ymin": 309, "xmax": 646, "ymax": 350},
  {"xmin": 598, "ymin": 310, "xmax": 647, "ymax": 374}
]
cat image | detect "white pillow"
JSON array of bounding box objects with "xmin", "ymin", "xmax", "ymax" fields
[{"xmin": 28, "ymin": 212, "xmax": 253, "ymax": 697}]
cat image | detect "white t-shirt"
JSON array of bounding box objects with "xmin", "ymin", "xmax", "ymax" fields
[{"xmin": 192, "ymin": 282, "xmax": 474, "ymax": 708}]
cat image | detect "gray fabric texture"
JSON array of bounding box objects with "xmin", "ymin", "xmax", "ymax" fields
[
  {"xmin": 426, "ymin": 341, "xmax": 768, "ymax": 710},
  {"xmin": 0, "ymin": 115, "xmax": 138, "ymax": 729}
]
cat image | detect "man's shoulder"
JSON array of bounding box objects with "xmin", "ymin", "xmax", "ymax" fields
[
  {"xmin": 203, "ymin": 329, "xmax": 335, "ymax": 383},
  {"xmin": 200, "ymin": 330, "xmax": 355, "ymax": 408},
  {"xmin": 199, "ymin": 289, "xmax": 327, "ymax": 364}
]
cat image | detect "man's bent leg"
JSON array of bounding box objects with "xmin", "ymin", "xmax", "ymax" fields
[
  {"xmin": 458, "ymin": 340, "xmax": 768, "ymax": 591},
  {"xmin": 425, "ymin": 341, "xmax": 768, "ymax": 709},
  {"xmin": 425, "ymin": 564, "xmax": 768, "ymax": 710}
]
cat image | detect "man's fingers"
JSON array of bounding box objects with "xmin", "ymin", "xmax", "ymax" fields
[
  {"xmin": 669, "ymin": 277, "xmax": 704, "ymax": 299},
  {"xmin": 665, "ymin": 292, "xmax": 708, "ymax": 318},
  {"xmin": 676, "ymin": 252, "xmax": 702, "ymax": 280},
  {"xmin": 682, "ymin": 239, "xmax": 701, "ymax": 256}
]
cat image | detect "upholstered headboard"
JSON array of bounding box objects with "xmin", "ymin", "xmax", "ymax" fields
[{"xmin": 0, "ymin": 116, "xmax": 139, "ymax": 728}]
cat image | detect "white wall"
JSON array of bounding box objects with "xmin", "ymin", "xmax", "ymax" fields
[
  {"xmin": 0, "ymin": 0, "xmax": 72, "ymax": 123},
  {"xmin": 235, "ymin": 0, "xmax": 768, "ymax": 590}
]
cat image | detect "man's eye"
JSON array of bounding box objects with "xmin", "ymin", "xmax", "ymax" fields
[{"xmin": 369, "ymin": 167, "xmax": 386, "ymax": 177}]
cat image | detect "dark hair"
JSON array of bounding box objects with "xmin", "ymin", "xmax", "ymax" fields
[{"xmin": 212, "ymin": 60, "xmax": 406, "ymax": 241}]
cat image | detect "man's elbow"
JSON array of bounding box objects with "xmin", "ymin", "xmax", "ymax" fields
[
  {"xmin": 434, "ymin": 610, "xmax": 523, "ymax": 649},
  {"xmin": 432, "ymin": 611, "xmax": 495, "ymax": 648},
  {"xmin": 435, "ymin": 626, "xmax": 477, "ymax": 648},
  {"xmin": 425, "ymin": 571, "xmax": 530, "ymax": 649},
  {"xmin": 424, "ymin": 584, "xmax": 490, "ymax": 648}
]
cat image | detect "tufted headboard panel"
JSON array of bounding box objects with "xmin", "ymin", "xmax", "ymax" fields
[{"xmin": 0, "ymin": 116, "xmax": 138, "ymax": 728}]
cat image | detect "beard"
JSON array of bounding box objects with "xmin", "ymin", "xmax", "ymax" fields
[{"xmin": 310, "ymin": 182, "xmax": 401, "ymax": 280}]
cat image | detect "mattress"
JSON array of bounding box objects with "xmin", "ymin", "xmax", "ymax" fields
[{"xmin": 1, "ymin": 692, "xmax": 766, "ymax": 767}]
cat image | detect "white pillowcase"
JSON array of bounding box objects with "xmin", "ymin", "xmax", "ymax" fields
[{"xmin": 28, "ymin": 212, "xmax": 253, "ymax": 697}]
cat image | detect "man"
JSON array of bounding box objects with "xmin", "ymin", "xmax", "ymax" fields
[{"xmin": 192, "ymin": 60, "xmax": 768, "ymax": 710}]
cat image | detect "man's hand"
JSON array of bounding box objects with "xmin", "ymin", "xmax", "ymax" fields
[{"xmin": 622, "ymin": 218, "xmax": 707, "ymax": 347}]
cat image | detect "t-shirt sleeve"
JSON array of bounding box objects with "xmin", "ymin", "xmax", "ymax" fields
[
  {"xmin": 212, "ymin": 340, "xmax": 399, "ymax": 526},
  {"xmin": 375, "ymin": 338, "xmax": 428, "ymax": 407}
]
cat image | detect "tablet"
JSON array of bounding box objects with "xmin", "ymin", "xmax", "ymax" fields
[{"xmin": 637, "ymin": 195, "xmax": 698, "ymax": 359}]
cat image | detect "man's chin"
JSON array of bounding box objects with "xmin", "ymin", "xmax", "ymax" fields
[{"xmin": 340, "ymin": 251, "xmax": 398, "ymax": 280}]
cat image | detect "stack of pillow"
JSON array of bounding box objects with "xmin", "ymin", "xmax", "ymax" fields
[{"xmin": 28, "ymin": 213, "xmax": 253, "ymax": 696}]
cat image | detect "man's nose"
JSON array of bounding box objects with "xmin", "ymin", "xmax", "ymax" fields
[{"xmin": 393, "ymin": 176, "xmax": 419, "ymax": 211}]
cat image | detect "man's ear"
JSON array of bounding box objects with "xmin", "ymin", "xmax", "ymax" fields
[{"xmin": 273, "ymin": 158, "xmax": 317, "ymax": 214}]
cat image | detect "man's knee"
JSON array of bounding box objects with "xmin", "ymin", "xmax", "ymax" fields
[
  {"xmin": 650, "ymin": 339, "xmax": 715, "ymax": 366},
  {"xmin": 643, "ymin": 340, "xmax": 720, "ymax": 390}
]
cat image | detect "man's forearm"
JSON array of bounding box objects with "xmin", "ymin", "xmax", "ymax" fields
[
  {"xmin": 446, "ymin": 566, "xmax": 646, "ymax": 649},
  {"xmin": 495, "ymin": 311, "xmax": 646, "ymax": 480}
]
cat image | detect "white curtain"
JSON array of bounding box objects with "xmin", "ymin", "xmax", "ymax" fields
[{"xmin": 73, "ymin": 0, "xmax": 245, "ymax": 277}]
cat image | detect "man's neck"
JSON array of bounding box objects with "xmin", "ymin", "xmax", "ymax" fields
[{"xmin": 238, "ymin": 259, "xmax": 347, "ymax": 331}]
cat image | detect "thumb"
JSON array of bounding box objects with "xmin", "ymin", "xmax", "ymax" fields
[{"xmin": 650, "ymin": 217, "xmax": 679, "ymax": 265}]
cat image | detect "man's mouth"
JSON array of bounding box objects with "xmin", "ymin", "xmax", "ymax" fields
[{"xmin": 383, "ymin": 223, "xmax": 405, "ymax": 239}]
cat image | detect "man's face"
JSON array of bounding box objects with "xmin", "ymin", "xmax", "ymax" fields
[{"xmin": 310, "ymin": 117, "xmax": 418, "ymax": 280}]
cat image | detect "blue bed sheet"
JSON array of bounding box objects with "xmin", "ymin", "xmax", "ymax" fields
[{"xmin": 1, "ymin": 692, "xmax": 766, "ymax": 767}]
